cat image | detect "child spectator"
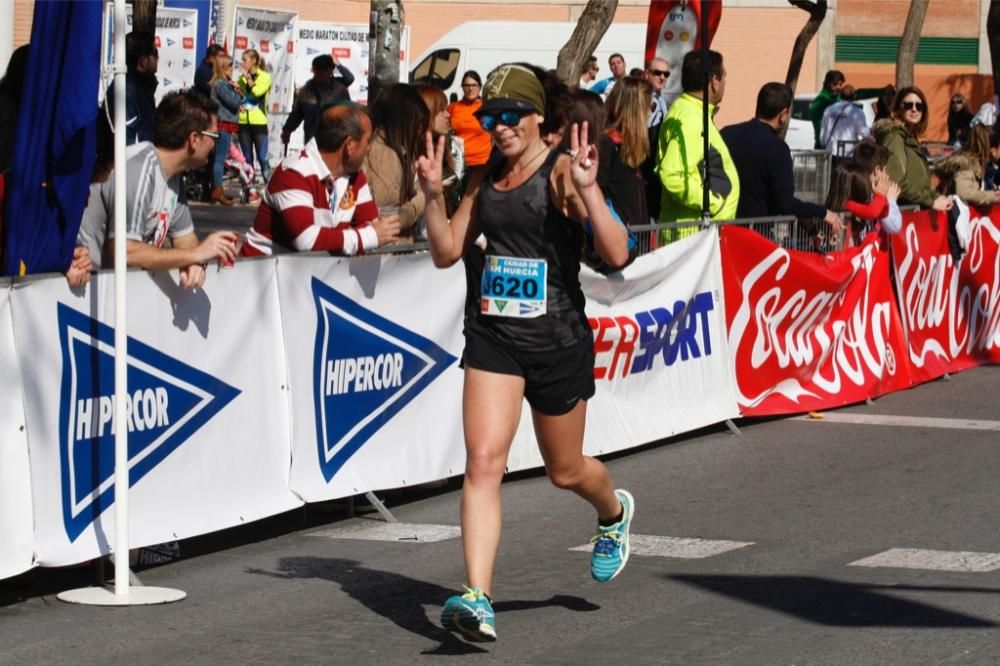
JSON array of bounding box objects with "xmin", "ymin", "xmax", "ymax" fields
[{"xmin": 828, "ymin": 153, "xmax": 901, "ymax": 239}]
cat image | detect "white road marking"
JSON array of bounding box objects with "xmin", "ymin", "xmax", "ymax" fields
[
  {"xmin": 848, "ymin": 548, "xmax": 1000, "ymax": 573},
  {"xmin": 308, "ymin": 521, "xmax": 461, "ymax": 543},
  {"xmin": 798, "ymin": 413, "xmax": 1000, "ymax": 432},
  {"xmin": 570, "ymin": 535, "xmax": 754, "ymax": 559}
]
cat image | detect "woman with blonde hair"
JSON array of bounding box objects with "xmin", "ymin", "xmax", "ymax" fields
[
  {"xmin": 209, "ymin": 53, "xmax": 241, "ymax": 205},
  {"xmin": 237, "ymin": 48, "xmax": 272, "ymax": 183},
  {"xmin": 936, "ymin": 123, "xmax": 1000, "ymax": 207}
]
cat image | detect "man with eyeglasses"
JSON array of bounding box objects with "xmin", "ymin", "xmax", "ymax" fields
[
  {"xmin": 78, "ymin": 90, "xmax": 238, "ymax": 288},
  {"xmin": 643, "ymin": 58, "xmax": 671, "ymax": 127}
]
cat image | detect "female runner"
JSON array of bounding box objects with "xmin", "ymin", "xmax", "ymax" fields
[{"xmin": 415, "ymin": 64, "xmax": 635, "ymax": 643}]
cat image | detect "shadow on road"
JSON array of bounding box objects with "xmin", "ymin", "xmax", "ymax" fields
[
  {"xmin": 669, "ymin": 574, "xmax": 998, "ymax": 627},
  {"xmin": 249, "ymin": 556, "xmax": 600, "ymax": 655}
]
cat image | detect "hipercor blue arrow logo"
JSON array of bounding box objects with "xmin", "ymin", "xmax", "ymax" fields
[
  {"xmin": 311, "ymin": 278, "xmax": 456, "ymax": 482},
  {"xmin": 58, "ymin": 304, "xmax": 240, "ymax": 542}
]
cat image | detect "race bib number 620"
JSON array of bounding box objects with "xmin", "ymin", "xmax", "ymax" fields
[{"xmin": 480, "ymin": 255, "xmax": 547, "ymax": 318}]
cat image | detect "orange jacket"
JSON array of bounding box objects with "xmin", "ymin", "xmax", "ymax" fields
[{"xmin": 448, "ymin": 99, "xmax": 492, "ymax": 167}]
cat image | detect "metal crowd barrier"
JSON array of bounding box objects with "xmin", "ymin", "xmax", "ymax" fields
[
  {"xmin": 790, "ymin": 149, "xmax": 832, "ymax": 206},
  {"xmin": 368, "ymin": 215, "xmax": 847, "ymax": 259}
]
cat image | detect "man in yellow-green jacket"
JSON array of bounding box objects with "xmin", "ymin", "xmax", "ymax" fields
[{"xmin": 656, "ymin": 49, "xmax": 739, "ymax": 243}]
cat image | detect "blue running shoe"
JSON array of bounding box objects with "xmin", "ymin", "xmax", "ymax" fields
[
  {"xmin": 441, "ymin": 586, "xmax": 497, "ymax": 642},
  {"xmin": 590, "ymin": 489, "xmax": 635, "ymax": 582}
]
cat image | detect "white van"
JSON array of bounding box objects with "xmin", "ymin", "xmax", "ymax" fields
[{"xmin": 409, "ymin": 21, "xmax": 646, "ymax": 101}]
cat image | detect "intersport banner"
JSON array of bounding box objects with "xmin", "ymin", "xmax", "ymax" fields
[
  {"xmin": 276, "ymin": 254, "xmax": 467, "ymax": 502},
  {"xmin": 890, "ymin": 209, "xmax": 1000, "ymax": 383},
  {"xmin": 722, "ymin": 226, "xmax": 912, "ymax": 416},
  {"xmin": 0, "ymin": 288, "xmax": 35, "ymax": 580},
  {"xmin": 506, "ymin": 227, "xmax": 740, "ymax": 472},
  {"xmin": 10, "ymin": 263, "xmax": 301, "ymax": 566}
]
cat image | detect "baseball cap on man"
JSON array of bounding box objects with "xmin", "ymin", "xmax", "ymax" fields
[{"xmin": 477, "ymin": 64, "xmax": 546, "ymax": 115}]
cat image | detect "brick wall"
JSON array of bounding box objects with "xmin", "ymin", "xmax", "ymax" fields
[{"xmin": 837, "ymin": 0, "xmax": 980, "ymax": 38}]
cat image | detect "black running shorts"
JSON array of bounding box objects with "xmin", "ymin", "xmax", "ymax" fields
[{"xmin": 461, "ymin": 328, "xmax": 596, "ymax": 416}]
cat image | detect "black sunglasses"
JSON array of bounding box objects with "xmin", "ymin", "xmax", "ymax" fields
[
  {"xmin": 648, "ymin": 68, "xmax": 669, "ymax": 78},
  {"xmin": 899, "ymin": 101, "xmax": 926, "ymax": 112},
  {"xmin": 478, "ymin": 109, "xmax": 530, "ymax": 131}
]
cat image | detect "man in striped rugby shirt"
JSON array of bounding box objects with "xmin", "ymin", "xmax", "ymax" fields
[{"xmin": 242, "ymin": 104, "xmax": 400, "ymax": 257}]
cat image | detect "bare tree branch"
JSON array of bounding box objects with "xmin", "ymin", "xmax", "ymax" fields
[
  {"xmin": 896, "ymin": 0, "xmax": 929, "ymax": 89},
  {"xmin": 555, "ymin": 0, "xmax": 619, "ymax": 86},
  {"xmin": 784, "ymin": 0, "xmax": 827, "ymax": 94}
]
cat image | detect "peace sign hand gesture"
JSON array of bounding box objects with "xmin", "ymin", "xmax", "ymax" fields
[
  {"xmin": 416, "ymin": 131, "xmax": 446, "ymax": 199},
  {"xmin": 568, "ymin": 121, "xmax": 599, "ymax": 190}
]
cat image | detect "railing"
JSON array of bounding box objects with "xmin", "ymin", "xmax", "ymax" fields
[
  {"xmin": 790, "ymin": 149, "xmax": 832, "ymax": 206},
  {"xmin": 368, "ymin": 215, "xmax": 849, "ymax": 259}
]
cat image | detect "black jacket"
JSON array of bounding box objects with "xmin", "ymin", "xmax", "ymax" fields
[{"xmin": 721, "ymin": 118, "xmax": 825, "ymax": 220}]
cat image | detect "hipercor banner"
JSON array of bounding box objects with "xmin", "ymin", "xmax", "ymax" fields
[
  {"xmin": 232, "ymin": 6, "xmax": 297, "ymax": 114},
  {"xmin": 644, "ymin": 0, "xmax": 722, "ymax": 107},
  {"xmin": 101, "ymin": 4, "xmax": 199, "ymax": 105},
  {"xmin": 276, "ymin": 254, "xmax": 466, "ymax": 502},
  {"xmin": 506, "ymin": 227, "xmax": 740, "ymax": 472},
  {"xmin": 0, "ymin": 289, "xmax": 35, "ymax": 579},
  {"xmin": 10, "ymin": 262, "xmax": 301, "ymax": 566},
  {"xmin": 890, "ymin": 209, "xmax": 1000, "ymax": 384},
  {"xmin": 722, "ymin": 226, "xmax": 912, "ymax": 416}
]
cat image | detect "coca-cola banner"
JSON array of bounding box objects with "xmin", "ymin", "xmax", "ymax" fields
[
  {"xmin": 890, "ymin": 209, "xmax": 1000, "ymax": 384},
  {"xmin": 722, "ymin": 226, "xmax": 912, "ymax": 416}
]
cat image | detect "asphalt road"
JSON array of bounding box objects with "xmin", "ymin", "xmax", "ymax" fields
[{"xmin": 2, "ymin": 363, "xmax": 998, "ymax": 664}]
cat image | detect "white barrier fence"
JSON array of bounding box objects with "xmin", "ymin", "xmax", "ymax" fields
[{"xmin": 0, "ymin": 228, "xmax": 737, "ymax": 580}]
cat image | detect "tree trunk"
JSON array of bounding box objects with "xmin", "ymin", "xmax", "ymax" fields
[
  {"xmin": 555, "ymin": 0, "xmax": 619, "ymax": 86},
  {"xmin": 368, "ymin": 0, "xmax": 404, "ymax": 105},
  {"xmin": 987, "ymin": 0, "xmax": 1000, "ymax": 99},
  {"xmin": 129, "ymin": 0, "xmax": 157, "ymax": 35},
  {"xmin": 784, "ymin": 0, "xmax": 827, "ymax": 95},
  {"xmin": 896, "ymin": 0, "xmax": 929, "ymax": 89}
]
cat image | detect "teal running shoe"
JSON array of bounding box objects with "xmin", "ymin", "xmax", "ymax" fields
[
  {"xmin": 441, "ymin": 586, "xmax": 497, "ymax": 642},
  {"xmin": 590, "ymin": 489, "xmax": 635, "ymax": 582}
]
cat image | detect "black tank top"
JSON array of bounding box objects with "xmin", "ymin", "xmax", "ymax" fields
[{"xmin": 465, "ymin": 148, "xmax": 589, "ymax": 351}]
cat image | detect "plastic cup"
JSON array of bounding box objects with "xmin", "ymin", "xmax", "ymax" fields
[
  {"xmin": 219, "ymin": 232, "xmax": 244, "ymax": 269},
  {"xmin": 378, "ymin": 205, "xmax": 400, "ymax": 219}
]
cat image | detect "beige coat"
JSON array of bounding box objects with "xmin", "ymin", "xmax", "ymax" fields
[
  {"xmin": 362, "ymin": 134, "xmax": 425, "ymax": 237},
  {"xmin": 935, "ymin": 151, "xmax": 996, "ymax": 208}
]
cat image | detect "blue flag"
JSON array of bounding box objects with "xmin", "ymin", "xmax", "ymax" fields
[{"xmin": 3, "ymin": 0, "xmax": 103, "ymax": 276}]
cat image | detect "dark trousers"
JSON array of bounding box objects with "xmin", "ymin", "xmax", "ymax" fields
[{"xmin": 238, "ymin": 124, "xmax": 270, "ymax": 182}]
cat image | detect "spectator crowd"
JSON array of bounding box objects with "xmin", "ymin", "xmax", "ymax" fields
[{"xmin": 1, "ymin": 34, "xmax": 996, "ymax": 288}]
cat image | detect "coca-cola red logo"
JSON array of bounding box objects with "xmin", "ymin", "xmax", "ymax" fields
[
  {"xmin": 728, "ymin": 241, "xmax": 894, "ymax": 409},
  {"xmin": 183, "ymin": 37, "xmax": 194, "ymax": 49},
  {"xmin": 895, "ymin": 216, "xmax": 1000, "ymax": 366},
  {"xmin": 235, "ymin": 36, "xmax": 248, "ymax": 50}
]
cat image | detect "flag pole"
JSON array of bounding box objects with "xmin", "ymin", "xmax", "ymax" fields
[
  {"xmin": 700, "ymin": 0, "xmax": 710, "ymax": 224},
  {"xmin": 59, "ymin": 0, "xmax": 185, "ymax": 606}
]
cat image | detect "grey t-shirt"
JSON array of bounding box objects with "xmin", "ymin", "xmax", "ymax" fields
[{"xmin": 77, "ymin": 142, "xmax": 195, "ymax": 269}]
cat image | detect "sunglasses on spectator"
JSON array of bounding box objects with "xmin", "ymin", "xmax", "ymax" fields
[
  {"xmin": 477, "ymin": 109, "xmax": 530, "ymax": 131},
  {"xmin": 899, "ymin": 101, "xmax": 925, "ymax": 112},
  {"xmin": 648, "ymin": 68, "xmax": 669, "ymax": 78}
]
